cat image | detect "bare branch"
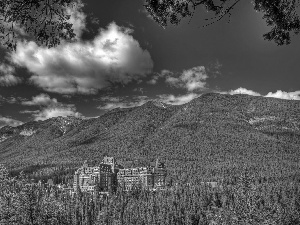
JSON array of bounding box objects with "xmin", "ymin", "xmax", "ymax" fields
[{"xmin": 202, "ymin": 0, "xmax": 242, "ymax": 27}]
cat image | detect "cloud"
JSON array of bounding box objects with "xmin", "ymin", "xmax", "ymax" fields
[
  {"xmin": 0, "ymin": 63, "xmax": 22, "ymax": 86},
  {"xmin": 98, "ymin": 95, "xmax": 149, "ymax": 110},
  {"xmin": 222, "ymin": 88, "xmax": 300, "ymax": 100},
  {"xmin": 158, "ymin": 93, "xmax": 200, "ymax": 105},
  {"xmin": 0, "ymin": 63, "xmax": 15, "ymax": 74},
  {"xmin": 165, "ymin": 66, "xmax": 208, "ymax": 91},
  {"xmin": 97, "ymin": 96, "xmax": 121, "ymax": 102},
  {"xmin": 22, "ymin": 93, "xmax": 58, "ymax": 106},
  {"xmin": 0, "ymin": 75, "xmax": 22, "ymax": 86},
  {"xmin": 133, "ymin": 87, "xmax": 144, "ymax": 94},
  {"xmin": 147, "ymin": 66, "xmax": 208, "ymax": 90},
  {"xmin": 19, "ymin": 110, "xmax": 40, "ymax": 114},
  {"xmin": 226, "ymin": 87, "xmax": 262, "ymax": 96},
  {"xmin": 160, "ymin": 69, "xmax": 173, "ymax": 77},
  {"xmin": 33, "ymin": 106, "xmax": 82, "ymax": 121},
  {"xmin": 147, "ymin": 78, "xmax": 158, "ymax": 85},
  {"xmin": 66, "ymin": 0, "xmax": 86, "ymax": 39},
  {"xmin": 0, "ymin": 116, "xmax": 23, "ymax": 128},
  {"xmin": 99, "ymin": 102, "xmax": 145, "ymax": 110},
  {"xmin": 265, "ymin": 90, "xmax": 300, "ymax": 100},
  {"xmin": 10, "ymin": 22, "xmax": 153, "ymax": 94},
  {"xmin": 22, "ymin": 93, "xmax": 82, "ymax": 121},
  {"xmin": 0, "ymin": 95, "xmax": 26, "ymax": 104},
  {"xmin": 147, "ymin": 69, "xmax": 173, "ymax": 85}
]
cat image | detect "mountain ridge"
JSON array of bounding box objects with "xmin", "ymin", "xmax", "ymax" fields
[{"xmin": 1, "ymin": 93, "xmax": 299, "ymax": 181}]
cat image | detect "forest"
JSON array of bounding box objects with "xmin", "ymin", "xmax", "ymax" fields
[{"xmin": 1, "ymin": 164, "xmax": 300, "ymax": 225}]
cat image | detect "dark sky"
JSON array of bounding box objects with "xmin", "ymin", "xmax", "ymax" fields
[{"xmin": 0, "ymin": 0, "xmax": 300, "ymax": 127}]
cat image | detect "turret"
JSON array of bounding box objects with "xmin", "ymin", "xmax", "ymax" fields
[
  {"xmin": 102, "ymin": 156, "xmax": 116, "ymax": 173},
  {"xmin": 83, "ymin": 160, "xmax": 88, "ymax": 168},
  {"xmin": 155, "ymin": 158, "xmax": 159, "ymax": 168}
]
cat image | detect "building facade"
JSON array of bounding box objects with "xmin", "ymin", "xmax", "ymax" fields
[
  {"xmin": 73, "ymin": 157, "xmax": 167, "ymax": 193},
  {"xmin": 73, "ymin": 156, "xmax": 119, "ymax": 193},
  {"xmin": 117, "ymin": 160, "xmax": 167, "ymax": 191},
  {"xmin": 153, "ymin": 161, "xmax": 167, "ymax": 189}
]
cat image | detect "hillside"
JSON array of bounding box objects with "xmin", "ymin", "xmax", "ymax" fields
[{"xmin": 0, "ymin": 93, "xmax": 300, "ymax": 181}]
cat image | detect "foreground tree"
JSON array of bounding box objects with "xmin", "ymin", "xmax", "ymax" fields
[
  {"xmin": 144, "ymin": 0, "xmax": 300, "ymax": 45},
  {"xmin": 0, "ymin": 0, "xmax": 77, "ymax": 50}
]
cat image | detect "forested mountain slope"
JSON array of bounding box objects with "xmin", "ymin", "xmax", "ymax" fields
[{"xmin": 1, "ymin": 93, "xmax": 299, "ymax": 181}]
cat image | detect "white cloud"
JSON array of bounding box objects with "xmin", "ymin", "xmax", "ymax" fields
[
  {"xmin": 265, "ymin": 90, "xmax": 300, "ymax": 100},
  {"xmin": 226, "ymin": 87, "xmax": 261, "ymax": 96},
  {"xmin": 133, "ymin": 87, "xmax": 144, "ymax": 94},
  {"xmin": 0, "ymin": 63, "xmax": 21, "ymax": 86},
  {"xmin": 165, "ymin": 66, "xmax": 208, "ymax": 91},
  {"xmin": 147, "ymin": 70, "xmax": 173, "ymax": 85},
  {"xmin": 0, "ymin": 95, "xmax": 27, "ymax": 104},
  {"xmin": 160, "ymin": 69, "xmax": 173, "ymax": 76},
  {"xmin": 0, "ymin": 63, "xmax": 14, "ymax": 74},
  {"xmin": 22, "ymin": 93, "xmax": 58, "ymax": 106},
  {"xmin": 4, "ymin": 96, "xmax": 17, "ymax": 104},
  {"xmin": 222, "ymin": 88, "xmax": 300, "ymax": 100},
  {"xmin": 181, "ymin": 67, "xmax": 208, "ymax": 91},
  {"xmin": 148, "ymin": 67, "xmax": 208, "ymax": 90},
  {"xmin": 158, "ymin": 93, "xmax": 200, "ymax": 105},
  {"xmin": 10, "ymin": 22, "xmax": 153, "ymax": 94},
  {"xmin": 33, "ymin": 106, "xmax": 82, "ymax": 121},
  {"xmin": 99, "ymin": 102, "xmax": 145, "ymax": 110},
  {"xmin": 147, "ymin": 78, "xmax": 158, "ymax": 85},
  {"xmin": 66, "ymin": 0, "xmax": 86, "ymax": 39},
  {"xmin": 0, "ymin": 116, "xmax": 23, "ymax": 128},
  {"xmin": 0, "ymin": 75, "xmax": 21, "ymax": 86},
  {"xmin": 22, "ymin": 93, "xmax": 82, "ymax": 121},
  {"xmin": 98, "ymin": 96, "xmax": 149, "ymax": 110},
  {"xmin": 19, "ymin": 110, "xmax": 40, "ymax": 114}
]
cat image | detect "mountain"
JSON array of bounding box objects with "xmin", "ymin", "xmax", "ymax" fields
[{"xmin": 1, "ymin": 93, "xmax": 300, "ymax": 181}]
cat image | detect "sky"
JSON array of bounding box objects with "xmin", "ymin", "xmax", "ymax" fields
[{"xmin": 0, "ymin": 0, "xmax": 300, "ymax": 127}]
